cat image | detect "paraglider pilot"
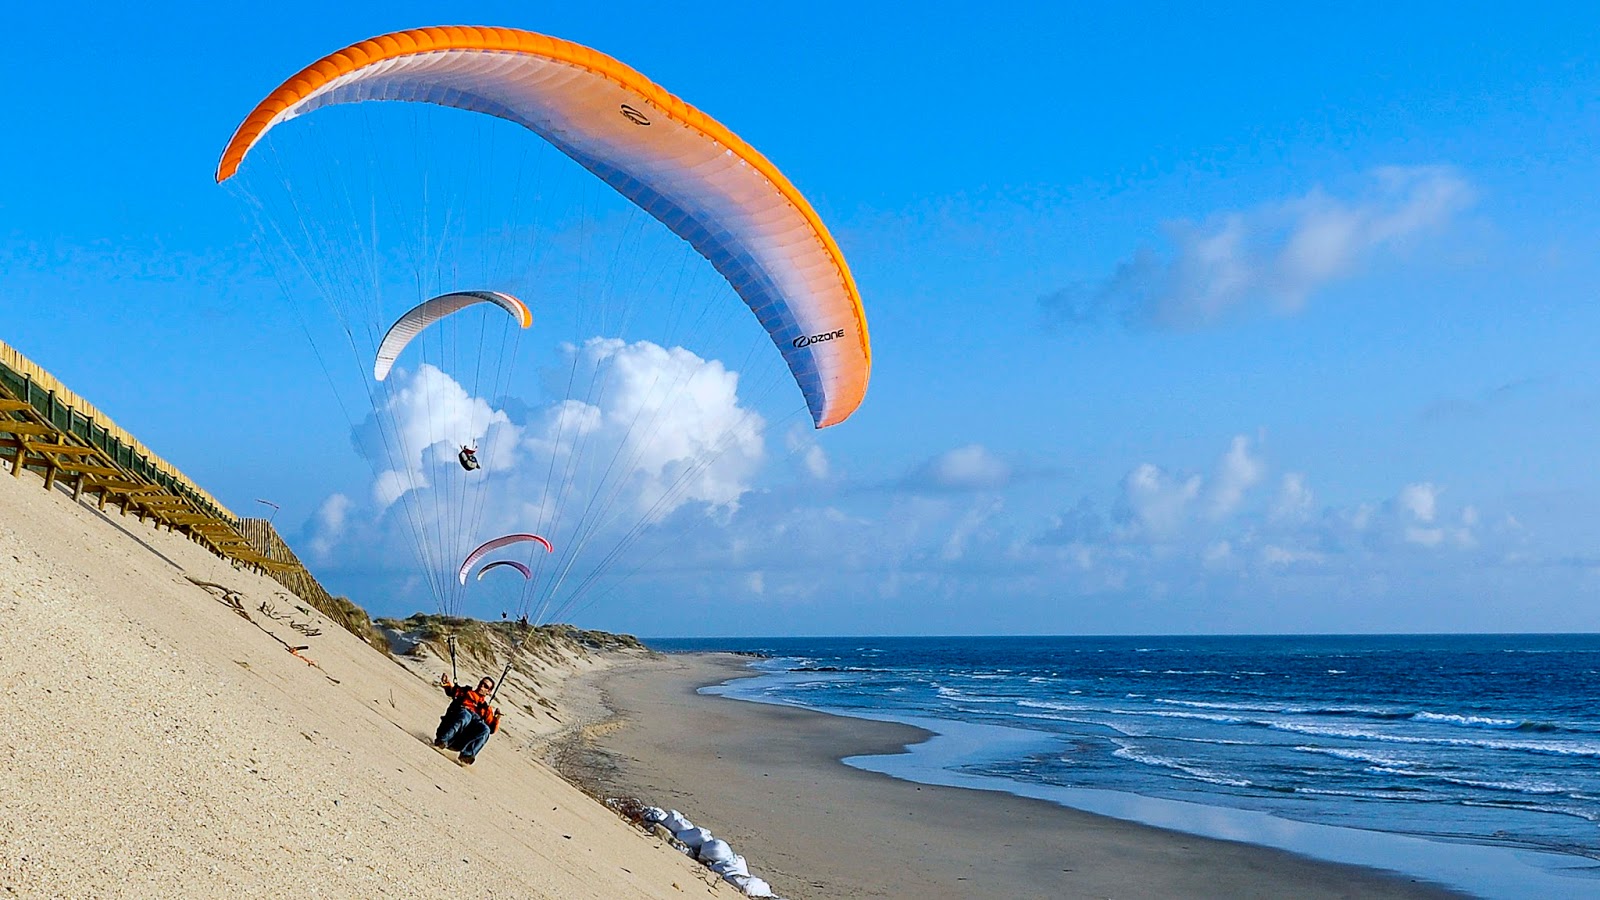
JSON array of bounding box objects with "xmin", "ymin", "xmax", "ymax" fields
[
  {"xmin": 434, "ymin": 674, "xmax": 502, "ymax": 764},
  {"xmin": 458, "ymin": 445, "xmax": 480, "ymax": 471}
]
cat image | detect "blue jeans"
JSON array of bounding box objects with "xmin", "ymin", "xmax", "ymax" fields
[{"xmin": 435, "ymin": 706, "xmax": 492, "ymax": 758}]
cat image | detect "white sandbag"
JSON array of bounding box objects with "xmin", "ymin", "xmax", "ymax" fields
[
  {"xmin": 697, "ymin": 838, "xmax": 734, "ymax": 863},
  {"xmin": 710, "ymin": 854, "xmax": 749, "ymax": 878},
  {"xmin": 660, "ymin": 810, "xmax": 694, "ymax": 833},
  {"xmin": 640, "ymin": 806, "xmax": 668, "ymax": 824},
  {"xmin": 729, "ymin": 874, "xmax": 774, "ymax": 898},
  {"xmin": 675, "ymin": 826, "xmax": 713, "ymax": 850}
]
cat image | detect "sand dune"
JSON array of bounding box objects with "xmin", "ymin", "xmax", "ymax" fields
[{"xmin": 0, "ymin": 468, "xmax": 733, "ymax": 899}]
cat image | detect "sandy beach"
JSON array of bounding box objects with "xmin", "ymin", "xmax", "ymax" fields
[
  {"xmin": 564, "ymin": 653, "xmax": 1466, "ymax": 900},
  {"xmin": 0, "ymin": 466, "xmax": 736, "ymax": 898}
]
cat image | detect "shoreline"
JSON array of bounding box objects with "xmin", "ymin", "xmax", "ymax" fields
[
  {"xmin": 703, "ymin": 661, "xmax": 1600, "ymax": 900},
  {"xmin": 562, "ymin": 652, "xmax": 1462, "ymax": 900}
]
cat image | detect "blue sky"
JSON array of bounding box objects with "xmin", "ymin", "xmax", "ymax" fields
[{"xmin": 7, "ymin": 3, "xmax": 1600, "ymax": 636}]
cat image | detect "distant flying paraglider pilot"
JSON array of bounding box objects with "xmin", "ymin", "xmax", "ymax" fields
[
  {"xmin": 434, "ymin": 674, "xmax": 502, "ymax": 765},
  {"xmin": 458, "ymin": 445, "xmax": 480, "ymax": 471}
]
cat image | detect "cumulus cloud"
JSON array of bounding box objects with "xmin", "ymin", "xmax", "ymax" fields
[
  {"xmin": 1114, "ymin": 435, "xmax": 1264, "ymax": 538},
  {"xmin": 317, "ymin": 338, "xmax": 769, "ymax": 610},
  {"xmin": 1397, "ymin": 482, "xmax": 1439, "ymax": 523},
  {"xmin": 786, "ymin": 426, "xmax": 830, "ymax": 481},
  {"xmin": 910, "ymin": 444, "xmax": 1012, "ymax": 492},
  {"xmin": 1029, "ymin": 435, "xmax": 1501, "ymax": 592},
  {"xmin": 356, "ymin": 364, "xmax": 515, "ymax": 509},
  {"xmin": 1118, "ymin": 463, "xmax": 1202, "ymax": 538},
  {"xmin": 1042, "ymin": 166, "xmax": 1473, "ymax": 329},
  {"xmin": 1206, "ymin": 435, "xmax": 1264, "ymax": 519},
  {"xmin": 1394, "ymin": 481, "xmax": 1445, "ymax": 547},
  {"xmin": 941, "ymin": 497, "xmax": 1005, "ymax": 561},
  {"xmin": 535, "ymin": 338, "xmax": 766, "ymax": 520},
  {"xmin": 306, "ymin": 493, "xmax": 353, "ymax": 562},
  {"xmin": 1382, "ymin": 482, "xmax": 1480, "ymax": 549},
  {"xmin": 1259, "ymin": 545, "xmax": 1326, "ymax": 567},
  {"xmin": 1038, "ymin": 496, "xmax": 1106, "ymax": 546},
  {"xmin": 1269, "ymin": 473, "xmax": 1315, "ymax": 523}
]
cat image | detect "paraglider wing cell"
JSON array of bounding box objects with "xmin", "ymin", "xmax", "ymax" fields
[
  {"xmin": 458, "ymin": 533, "xmax": 554, "ymax": 585},
  {"xmin": 217, "ymin": 26, "xmax": 870, "ymax": 427},
  {"xmin": 374, "ymin": 291, "xmax": 531, "ymax": 382}
]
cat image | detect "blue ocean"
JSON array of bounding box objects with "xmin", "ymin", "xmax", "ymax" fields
[{"xmin": 646, "ymin": 634, "xmax": 1600, "ymax": 898}]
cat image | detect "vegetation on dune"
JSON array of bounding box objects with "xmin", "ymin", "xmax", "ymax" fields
[
  {"xmin": 375, "ymin": 613, "xmax": 648, "ymax": 668},
  {"xmin": 318, "ymin": 595, "xmax": 392, "ymax": 653}
]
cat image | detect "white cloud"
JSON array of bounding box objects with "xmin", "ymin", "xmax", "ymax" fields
[
  {"xmin": 941, "ymin": 497, "xmax": 1005, "ymax": 561},
  {"xmin": 358, "ymin": 364, "xmax": 515, "ymax": 510},
  {"xmin": 1260, "ymin": 545, "xmax": 1326, "ymax": 567},
  {"xmin": 306, "ymin": 493, "xmax": 352, "ymax": 562},
  {"xmin": 913, "ymin": 444, "xmax": 1012, "ymax": 492},
  {"xmin": 1040, "ymin": 437, "xmax": 1503, "ymax": 586},
  {"xmin": 1396, "ymin": 482, "xmax": 1439, "ymax": 523},
  {"xmin": 786, "ymin": 426, "xmax": 830, "ymax": 481},
  {"xmin": 1206, "ymin": 435, "xmax": 1264, "ymax": 519},
  {"xmin": 1405, "ymin": 525, "xmax": 1446, "ymax": 548},
  {"xmin": 1117, "ymin": 434, "xmax": 1261, "ymax": 537},
  {"xmin": 1119, "ymin": 463, "xmax": 1202, "ymax": 538},
  {"xmin": 1269, "ymin": 473, "xmax": 1315, "ymax": 523},
  {"xmin": 1046, "ymin": 166, "xmax": 1473, "ymax": 329},
  {"xmin": 530, "ymin": 338, "xmax": 766, "ymax": 520},
  {"xmin": 319, "ymin": 339, "xmax": 769, "ymax": 611}
]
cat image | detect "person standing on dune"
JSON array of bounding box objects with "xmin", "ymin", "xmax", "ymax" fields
[{"xmin": 434, "ymin": 674, "xmax": 502, "ymax": 765}]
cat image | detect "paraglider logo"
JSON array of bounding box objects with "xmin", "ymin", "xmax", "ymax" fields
[
  {"xmin": 793, "ymin": 329, "xmax": 846, "ymax": 349},
  {"xmin": 619, "ymin": 104, "xmax": 651, "ymax": 126}
]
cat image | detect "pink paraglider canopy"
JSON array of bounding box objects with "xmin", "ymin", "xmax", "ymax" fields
[{"xmin": 458, "ymin": 533, "xmax": 553, "ymax": 584}]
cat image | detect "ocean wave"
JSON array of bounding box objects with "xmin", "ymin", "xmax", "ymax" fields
[
  {"xmin": 935, "ymin": 686, "xmax": 1010, "ymax": 704},
  {"xmin": 1296, "ymin": 787, "xmax": 1430, "ymax": 800},
  {"xmin": 1413, "ymin": 712, "xmax": 1520, "ymax": 729},
  {"xmin": 1309, "ymin": 707, "xmax": 1415, "ymax": 720},
  {"xmin": 1272, "ymin": 722, "xmax": 1600, "ymax": 757},
  {"xmin": 1460, "ymin": 799, "xmax": 1600, "ymax": 824},
  {"xmin": 1436, "ymin": 775, "xmax": 1579, "ymax": 796},
  {"xmin": 1146, "ymin": 699, "xmax": 1581, "ymax": 734},
  {"xmin": 1140, "ymin": 709, "xmax": 1254, "ymax": 724},
  {"xmin": 1290, "ymin": 745, "xmax": 1424, "ymax": 768},
  {"xmin": 1110, "ymin": 740, "xmax": 1252, "ymax": 787},
  {"xmin": 1021, "ymin": 698, "xmax": 1261, "ymax": 726},
  {"xmin": 1367, "ymin": 766, "xmax": 1434, "ymax": 779},
  {"xmin": 1016, "ymin": 699, "xmax": 1091, "ymax": 712},
  {"xmin": 1412, "ymin": 711, "xmax": 1574, "ymax": 733},
  {"xmin": 1154, "ymin": 698, "xmax": 1283, "ymax": 713},
  {"xmin": 1154, "ymin": 698, "xmax": 1417, "ymax": 719},
  {"xmin": 1016, "ymin": 712, "xmax": 1132, "ymax": 734}
]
